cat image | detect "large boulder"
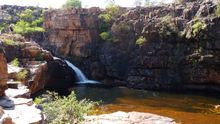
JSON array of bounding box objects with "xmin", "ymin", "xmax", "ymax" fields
[{"xmin": 84, "ymin": 111, "xmax": 176, "ymax": 124}]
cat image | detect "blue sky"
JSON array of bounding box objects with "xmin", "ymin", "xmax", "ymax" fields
[{"xmin": 0, "ymin": 0, "xmax": 174, "ymax": 8}]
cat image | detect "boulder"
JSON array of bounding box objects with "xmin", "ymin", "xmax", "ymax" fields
[
  {"xmin": 84, "ymin": 111, "xmax": 176, "ymax": 124},
  {"xmin": 27, "ymin": 62, "xmax": 50, "ymax": 94}
]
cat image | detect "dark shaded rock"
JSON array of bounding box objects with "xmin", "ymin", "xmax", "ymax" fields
[
  {"xmin": 46, "ymin": 59, "xmax": 76, "ymax": 92},
  {"xmin": 0, "ymin": 96, "xmax": 14, "ymax": 109}
]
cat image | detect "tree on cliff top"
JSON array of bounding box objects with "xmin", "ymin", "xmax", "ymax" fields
[{"xmin": 62, "ymin": 0, "xmax": 82, "ymax": 9}]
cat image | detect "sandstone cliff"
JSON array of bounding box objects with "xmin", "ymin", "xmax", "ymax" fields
[
  {"xmin": 1, "ymin": 0, "xmax": 220, "ymax": 92},
  {"xmin": 0, "ymin": 45, "xmax": 8, "ymax": 96},
  {"xmin": 41, "ymin": 0, "xmax": 220, "ymax": 92}
]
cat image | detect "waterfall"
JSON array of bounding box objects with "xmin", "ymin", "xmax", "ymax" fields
[{"xmin": 65, "ymin": 60, "xmax": 98, "ymax": 84}]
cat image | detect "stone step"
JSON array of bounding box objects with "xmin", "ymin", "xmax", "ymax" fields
[
  {"xmin": 7, "ymin": 81, "xmax": 22, "ymax": 89},
  {"xmin": 7, "ymin": 64, "xmax": 23, "ymax": 74},
  {"xmin": 5, "ymin": 88, "xmax": 30, "ymax": 98}
]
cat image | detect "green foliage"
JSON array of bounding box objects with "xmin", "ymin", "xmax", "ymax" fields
[
  {"xmin": 99, "ymin": 32, "xmax": 118, "ymax": 42},
  {"xmin": 159, "ymin": 15, "xmax": 179, "ymax": 39},
  {"xmin": 0, "ymin": 23, "xmax": 8, "ymax": 32},
  {"xmin": 35, "ymin": 91, "xmax": 98, "ymax": 124},
  {"xmin": 16, "ymin": 70, "xmax": 28, "ymax": 81},
  {"xmin": 11, "ymin": 58, "xmax": 19, "ymax": 67},
  {"xmin": 35, "ymin": 53, "xmax": 44, "ymax": 61},
  {"xmin": 98, "ymin": 14, "xmax": 111, "ymax": 23},
  {"xmin": 17, "ymin": 9, "xmax": 34, "ymax": 21},
  {"xmin": 98, "ymin": 3, "xmax": 121, "ymax": 33},
  {"xmin": 62, "ymin": 0, "xmax": 82, "ymax": 8},
  {"xmin": 3, "ymin": 39, "xmax": 15, "ymax": 46},
  {"xmin": 31, "ymin": 17, "xmax": 44, "ymax": 26},
  {"xmin": 192, "ymin": 19, "xmax": 207, "ymax": 38},
  {"xmin": 136, "ymin": 36, "xmax": 146, "ymax": 46},
  {"xmin": 14, "ymin": 9, "xmax": 45, "ymax": 35},
  {"xmin": 216, "ymin": 3, "xmax": 220, "ymax": 17},
  {"xmin": 105, "ymin": 3, "xmax": 121, "ymax": 18},
  {"xmin": 98, "ymin": 14, "xmax": 111, "ymax": 32},
  {"xmin": 100, "ymin": 32, "xmax": 110, "ymax": 41}
]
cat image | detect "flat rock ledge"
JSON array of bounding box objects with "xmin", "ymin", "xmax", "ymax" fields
[
  {"xmin": 0, "ymin": 88, "xmax": 44, "ymax": 124},
  {"xmin": 84, "ymin": 111, "xmax": 176, "ymax": 124}
]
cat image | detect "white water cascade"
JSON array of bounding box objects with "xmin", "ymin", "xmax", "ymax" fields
[{"xmin": 65, "ymin": 60, "xmax": 98, "ymax": 84}]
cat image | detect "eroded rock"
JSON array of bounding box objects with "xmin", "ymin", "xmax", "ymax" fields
[
  {"xmin": 0, "ymin": 45, "xmax": 8, "ymax": 96},
  {"xmin": 84, "ymin": 111, "xmax": 176, "ymax": 124}
]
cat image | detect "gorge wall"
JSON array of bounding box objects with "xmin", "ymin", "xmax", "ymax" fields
[
  {"xmin": 42, "ymin": 0, "xmax": 220, "ymax": 92},
  {"xmin": 1, "ymin": 0, "xmax": 220, "ymax": 92}
]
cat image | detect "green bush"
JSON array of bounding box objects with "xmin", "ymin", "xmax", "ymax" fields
[
  {"xmin": 14, "ymin": 9, "xmax": 45, "ymax": 35},
  {"xmin": 136, "ymin": 36, "xmax": 146, "ymax": 46},
  {"xmin": 3, "ymin": 39, "xmax": 15, "ymax": 46},
  {"xmin": 35, "ymin": 91, "xmax": 97, "ymax": 124},
  {"xmin": 98, "ymin": 14, "xmax": 111, "ymax": 23},
  {"xmin": 0, "ymin": 23, "xmax": 8, "ymax": 32},
  {"xmin": 18, "ymin": 9, "xmax": 33, "ymax": 21},
  {"xmin": 98, "ymin": 14, "xmax": 111, "ymax": 32},
  {"xmin": 100, "ymin": 32, "xmax": 110, "ymax": 41},
  {"xmin": 62, "ymin": 0, "xmax": 82, "ymax": 8},
  {"xmin": 11, "ymin": 58, "xmax": 19, "ymax": 67},
  {"xmin": 16, "ymin": 70, "xmax": 28, "ymax": 81},
  {"xmin": 106, "ymin": 3, "xmax": 121, "ymax": 18},
  {"xmin": 159, "ymin": 16, "xmax": 179, "ymax": 39},
  {"xmin": 192, "ymin": 19, "xmax": 207, "ymax": 38}
]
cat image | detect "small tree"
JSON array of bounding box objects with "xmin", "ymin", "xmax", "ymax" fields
[{"xmin": 62, "ymin": 0, "xmax": 82, "ymax": 9}]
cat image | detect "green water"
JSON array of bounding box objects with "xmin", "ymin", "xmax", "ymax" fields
[{"xmin": 73, "ymin": 86, "xmax": 220, "ymax": 124}]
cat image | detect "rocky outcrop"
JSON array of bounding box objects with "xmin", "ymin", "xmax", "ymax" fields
[
  {"xmin": 0, "ymin": 5, "xmax": 43, "ymax": 27},
  {"xmin": 0, "ymin": 45, "xmax": 8, "ymax": 96},
  {"xmin": 84, "ymin": 111, "xmax": 176, "ymax": 124},
  {"xmin": 0, "ymin": 89, "xmax": 45, "ymax": 124},
  {"xmin": 42, "ymin": 0, "xmax": 220, "ymax": 92},
  {"xmin": 0, "ymin": 34, "xmax": 75, "ymax": 94}
]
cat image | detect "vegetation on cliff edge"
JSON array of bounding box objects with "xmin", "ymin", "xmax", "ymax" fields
[
  {"xmin": 62, "ymin": 0, "xmax": 82, "ymax": 8},
  {"xmin": 14, "ymin": 9, "xmax": 45, "ymax": 35}
]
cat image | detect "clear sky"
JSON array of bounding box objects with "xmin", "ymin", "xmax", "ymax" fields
[{"xmin": 0, "ymin": 0, "xmax": 174, "ymax": 8}]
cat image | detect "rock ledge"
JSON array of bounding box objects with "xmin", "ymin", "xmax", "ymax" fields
[{"xmin": 84, "ymin": 111, "xmax": 176, "ymax": 124}]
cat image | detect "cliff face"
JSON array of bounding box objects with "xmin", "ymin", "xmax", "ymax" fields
[
  {"xmin": 1, "ymin": 1, "xmax": 220, "ymax": 92},
  {"xmin": 43, "ymin": 8, "xmax": 100, "ymax": 57},
  {"xmin": 0, "ymin": 45, "xmax": 8, "ymax": 96},
  {"xmin": 42, "ymin": 0, "xmax": 220, "ymax": 92}
]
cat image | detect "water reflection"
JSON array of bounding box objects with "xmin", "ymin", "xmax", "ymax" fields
[{"xmin": 73, "ymin": 86, "xmax": 220, "ymax": 124}]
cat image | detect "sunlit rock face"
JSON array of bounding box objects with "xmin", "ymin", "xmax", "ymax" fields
[
  {"xmin": 43, "ymin": 8, "xmax": 101, "ymax": 58},
  {"xmin": 0, "ymin": 45, "xmax": 8, "ymax": 96}
]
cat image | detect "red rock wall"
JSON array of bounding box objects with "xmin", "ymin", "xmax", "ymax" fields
[{"xmin": 0, "ymin": 46, "xmax": 8, "ymax": 96}]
